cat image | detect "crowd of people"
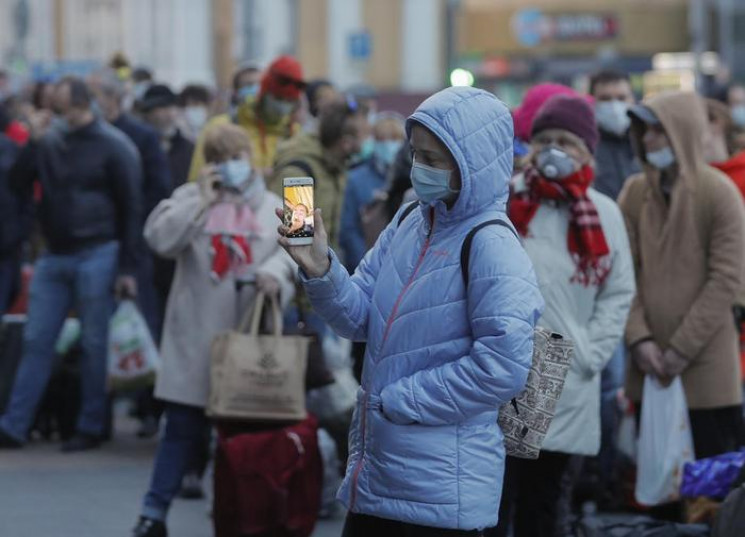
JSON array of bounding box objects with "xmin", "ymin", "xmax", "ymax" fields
[{"xmin": 0, "ymin": 52, "xmax": 745, "ymax": 537}]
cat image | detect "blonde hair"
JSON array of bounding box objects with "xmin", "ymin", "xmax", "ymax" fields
[{"xmin": 203, "ymin": 123, "xmax": 252, "ymax": 164}]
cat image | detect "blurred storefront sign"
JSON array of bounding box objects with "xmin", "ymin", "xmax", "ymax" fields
[
  {"xmin": 459, "ymin": 0, "xmax": 689, "ymax": 58},
  {"xmin": 512, "ymin": 9, "xmax": 618, "ymax": 47},
  {"xmin": 31, "ymin": 60, "xmax": 99, "ymax": 81},
  {"xmin": 643, "ymin": 70, "xmax": 696, "ymax": 96},
  {"xmin": 348, "ymin": 31, "xmax": 372, "ymax": 62},
  {"xmin": 652, "ymin": 51, "xmax": 720, "ymax": 76}
]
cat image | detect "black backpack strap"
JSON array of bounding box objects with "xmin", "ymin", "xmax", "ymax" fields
[
  {"xmin": 286, "ymin": 159, "xmax": 315, "ymax": 180},
  {"xmin": 460, "ymin": 220, "xmax": 518, "ymax": 287},
  {"xmin": 396, "ymin": 201, "xmax": 419, "ymax": 227}
]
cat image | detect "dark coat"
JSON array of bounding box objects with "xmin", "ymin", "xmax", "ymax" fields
[
  {"xmin": 0, "ymin": 134, "xmax": 29, "ymax": 256},
  {"xmin": 113, "ymin": 113, "xmax": 171, "ymax": 220},
  {"xmin": 593, "ymin": 130, "xmax": 641, "ymax": 201},
  {"xmin": 9, "ymin": 120, "xmax": 142, "ymax": 273}
]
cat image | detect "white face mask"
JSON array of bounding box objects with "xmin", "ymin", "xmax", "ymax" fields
[
  {"xmin": 596, "ymin": 101, "xmax": 631, "ymax": 137},
  {"xmin": 646, "ymin": 146, "xmax": 675, "ymax": 170},
  {"xmin": 732, "ymin": 105, "xmax": 745, "ymax": 128},
  {"xmin": 184, "ymin": 106, "xmax": 208, "ymax": 132},
  {"xmin": 219, "ymin": 158, "xmax": 252, "ymax": 189}
]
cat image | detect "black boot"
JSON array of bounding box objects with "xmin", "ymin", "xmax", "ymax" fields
[
  {"xmin": 179, "ymin": 472, "xmax": 205, "ymax": 500},
  {"xmin": 60, "ymin": 432, "xmax": 101, "ymax": 453},
  {"xmin": 0, "ymin": 427, "xmax": 23, "ymax": 449},
  {"xmin": 132, "ymin": 517, "xmax": 167, "ymax": 537}
]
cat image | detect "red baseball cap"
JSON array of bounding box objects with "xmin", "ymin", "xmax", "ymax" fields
[{"xmin": 260, "ymin": 55, "xmax": 306, "ymax": 101}]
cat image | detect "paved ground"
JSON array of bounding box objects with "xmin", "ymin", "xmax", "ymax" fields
[{"xmin": 0, "ymin": 415, "xmax": 345, "ymax": 537}]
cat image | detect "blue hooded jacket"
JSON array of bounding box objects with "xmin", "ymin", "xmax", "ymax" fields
[{"xmin": 303, "ymin": 87, "xmax": 544, "ymax": 530}]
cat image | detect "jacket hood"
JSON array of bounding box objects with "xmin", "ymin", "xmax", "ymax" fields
[
  {"xmin": 631, "ymin": 91, "xmax": 709, "ymax": 193},
  {"xmin": 406, "ymin": 87, "xmax": 514, "ymax": 224}
]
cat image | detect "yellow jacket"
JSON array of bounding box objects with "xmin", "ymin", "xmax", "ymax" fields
[{"xmin": 188, "ymin": 103, "xmax": 294, "ymax": 181}]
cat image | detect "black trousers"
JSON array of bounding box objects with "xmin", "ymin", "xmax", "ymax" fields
[
  {"xmin": 486, "ymin": 451, "xmax": 571, "ymax": 537},
  {"xmin": 688, "ymin": 405, "xmax": 745, "ymax": 459},
  {"xmin": 342, "ymin": 513, "xmax": 484, "ymax": 537}
]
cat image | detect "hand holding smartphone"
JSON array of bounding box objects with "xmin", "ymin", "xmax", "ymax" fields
[
  {"xmin": 283, "ymin": 176, "xmax": 315, "ymax": 246},
  {"xmin": 198, "ymin": 164, "xmax": 223, "ymax": 205},
  {"xmin": 277, "ymin": 176, "xmax": 331, "ymax": 278}
]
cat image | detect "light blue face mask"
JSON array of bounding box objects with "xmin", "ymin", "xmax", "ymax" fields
[
  {"xmin": 91, "ymin": 99, "xmax": 104, "ymax": 119},
  {"xmin": 373, "ymin": 140, "xmax": 402, "ymax": 168},
  {"xmin": 732, "ymin": 105, "xmax": 745, "ymax": 128},
  {"xmin": 646, "ymin": 146, "xmax": 675, "ymax": 170},
  {"xmin": 219, "ymin": 158, "xmax": 252, "ymax": 189},
  {"xmin": 410, "ymin": 161, "xmax": 459, "ymax": 204},
  {"xmin": 51, "ymin": 116, "xmax": 71, "ymax": 135},
  {"xmin": 237, "ymin": 84, "xmax": 260, "ymax": 103},
  {"xmin": 262, "ymin": 94, "xmax": 295, "ymax": 124},
  {"xmin": 360, "ymin": 137, "xmax": 375, "ymax": 160}
]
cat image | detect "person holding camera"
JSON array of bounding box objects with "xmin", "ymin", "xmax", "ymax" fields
[{"xmin": 132, "ymin": 123, "xmax": 295, "ymax": 537}]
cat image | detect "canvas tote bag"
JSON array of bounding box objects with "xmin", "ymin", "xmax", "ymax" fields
[{"xmin": 207, "ymin": 292, "xmax": 309, "ymax": 421}]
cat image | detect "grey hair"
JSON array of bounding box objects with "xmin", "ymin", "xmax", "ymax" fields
[{"xmin": 91, "ymin": 68, "xmax": 127, "ymax": 101}]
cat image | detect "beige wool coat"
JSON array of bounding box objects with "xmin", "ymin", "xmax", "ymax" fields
[
  {"xmin": 144, "ymin": 182, "xmax": 296, "ymax": 408},
  {"xmin": 618, "ymin": 92, "xmax": 745, "ymax": 409}
]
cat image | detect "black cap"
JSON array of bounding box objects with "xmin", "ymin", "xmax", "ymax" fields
[
  {"xmin": 628, "ymin": 104, "xmax": 660, "ymax": 126},
  {"xmin": 140, "ymin": 84, "xmax": 177, "ymax": 112}
]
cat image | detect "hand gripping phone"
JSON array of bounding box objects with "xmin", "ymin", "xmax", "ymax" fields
[{"xmin": 283, "ymin": 176, "xmax": 315, "ymax": 246}]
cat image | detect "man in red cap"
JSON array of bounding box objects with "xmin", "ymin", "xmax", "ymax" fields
[{"xmin": 189, "ymin": 55, "xmax": 305, "ymax": 180}]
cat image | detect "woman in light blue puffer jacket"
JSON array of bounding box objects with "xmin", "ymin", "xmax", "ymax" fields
[{"xmin": 278, "ymin": 86, "xmax": 544, "ymax": 535}]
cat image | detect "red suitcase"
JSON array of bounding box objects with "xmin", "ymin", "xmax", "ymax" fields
[{"xmin": 213, "ymin": 415, "xmax": 322, "ymax": 537}]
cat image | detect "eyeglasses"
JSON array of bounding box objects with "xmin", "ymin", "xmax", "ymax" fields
[{"xmin": 274, "ymin": 74, "xmax": 306, "ymax": 90}]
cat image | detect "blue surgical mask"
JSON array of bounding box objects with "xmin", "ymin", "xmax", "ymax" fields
[
  {"xmin": 360, "ymin": 137, "xmax": 375, "ymax": 160},
  {"xmin": 219, "ymin": 158, "xmax": 252, "ymax": 189},
  {"xmin": 732, "ymin": 105, "xmax": 745, "ymax": 128},
  {"xmin": 91, "ymin": 99, "xmax": 103, "ymax": 119},
  {"xmin": 262, "ymin": 94, "xmax": 295, "ymax": 124},
  {"xmin": 373, "ymin": 140, "xmax": 402, "ymax": 168},
  {"xmin": 349, "ymin": 136, "xmax": 376, "ymax": 167},
  {"xmin": 51, "ymin": 116, "xmax": 71, "ymax": 135},
  {"xmin": 646, "ymin": 146, "xmax": 675, "ymax": 170},
  {"xmin": 237, "ymin": 84, "xmax": 260, "ymax": 103},
  {"xmin": 410, "ymin": 161, "xmax": 458, "ymax": 204}
]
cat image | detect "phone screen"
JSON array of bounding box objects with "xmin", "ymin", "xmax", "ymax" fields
[{"xmin": 283, "ymin": 183, "xmax": 315, "ymax": 239}]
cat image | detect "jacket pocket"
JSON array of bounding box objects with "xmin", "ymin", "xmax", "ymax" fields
[{"xmin": 366, "ymin": 401, "xmax": 458, "ymax": 505}]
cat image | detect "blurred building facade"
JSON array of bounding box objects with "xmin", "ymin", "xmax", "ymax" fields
[
  {"xmin": 456, "ymin": 0, "xmax": 745, "ymax": 104},
  {"xmin": 0, "ymin": 0, "xmax": 447, "ymax": 92},
  {"xmin": 0, "ymin": 0, "xmax": 742, "ymax": 97}
]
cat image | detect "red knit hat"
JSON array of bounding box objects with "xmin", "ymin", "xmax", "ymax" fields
[
  {"xmin": 259, "ymin": 55, "xmax": 306, "ymax": 101},
  {"xmin": 531, "ymin": 94, "xmax": 599, "ymax": 154},
  {"xmin": 512, "ymin": 83, "xmax": 577, "ymax": 142}
]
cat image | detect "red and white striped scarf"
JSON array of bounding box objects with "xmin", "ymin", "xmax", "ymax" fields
[{"xmin": 509, "ymin": 165, "xmax": 612, "ymax": 287}]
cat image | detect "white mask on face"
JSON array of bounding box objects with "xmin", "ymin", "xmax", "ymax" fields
[
  {"xmin": 219, "ymin": 158, "xmax": 252, "ymax": 189},
  {"xmin": 596, "ymin": 101, "xmax": 631, "ymax": 136},
  {"xmin": 184, "ymin": 106, "xmax": 208, "ymax": 132},
  {"xmin": 732, "ymin": 105, "xmax": 745, "ymax": 128},
  {"xmin": 646, "ymin": 146, "xmax": 675, "ymax": 170}
]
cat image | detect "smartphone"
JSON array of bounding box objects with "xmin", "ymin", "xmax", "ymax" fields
[{"xmin": 283, "ymin": 176, "xmax": 315, "ymax": 246}]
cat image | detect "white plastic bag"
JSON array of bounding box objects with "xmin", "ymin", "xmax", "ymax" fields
[
  {"xmin": 635, "ymin": 376, "xmax": 695, "ymax": 506},
  {"xmin": 616, "ymin": 394, "xmax": 637, "ymax": 461},
  {"xmin": 107, "ymin": 300, "xmax": 160, "ymax": 391},
  {"xmin": 306, "ymin": 333, "xmax": 358, "ymax": 420},
  {"xmin": 317, "ymin": 428, "xmax": 342, "ymax": 518}
]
